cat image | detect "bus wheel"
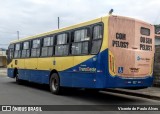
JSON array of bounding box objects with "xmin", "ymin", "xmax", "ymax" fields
[
  {"xmin": 15, "ymin": 72, "xmax": 22, "ymax": 84},
  {"xmin": 50, "ymin": 73, "xmax": 61, "ymax": 95}
]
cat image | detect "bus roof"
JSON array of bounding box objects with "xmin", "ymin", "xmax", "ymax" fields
[
  {"xmin": 11, "ymin": 16, "xmax": 105, "ymax": 44},
  {"xmin": 10, "ymin": 15, "xmax": 152, "ymax": 44}
]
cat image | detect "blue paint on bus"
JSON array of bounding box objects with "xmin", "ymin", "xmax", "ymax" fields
[{"xmin": 7, "ymin": 49, "xmax": 153, "ymax": 88}]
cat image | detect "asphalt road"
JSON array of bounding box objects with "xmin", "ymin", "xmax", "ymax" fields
[{"xmin": 0, "ymin": 74, "xmax": 160, "ymax": 114}]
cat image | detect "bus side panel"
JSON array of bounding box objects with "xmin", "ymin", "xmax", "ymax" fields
[
  {"xmin": 59, "ymin": 72, "xmax": 72, "ymax": 87},
  {"xmin": 54, "ymin": 56, "xmax": 74, "ymax": 87},
  {"xmin": 20, "ymin": 70, "xmax": 49, "ymax": 84},
  {"xmin": 29, "ymin": 70, "xmax": 50, "ymax": 84},
  {"xmin": 7, "ymin": 68, "xmax": 14, "ymax": 78},
  {"xmin": 60, "ymin": 53, "xmax": 107, "ymax": 88},
  {"xmin": 94, "ymin": 49, "xmax": 108, "ymax": 88},
  {"xmin": 72, "ymin": 73, "xmax": 95, "ymax": 88},
  {"xmin": 17, "ymin": 69, "xmax": 50, "ymax": 84},
  {"xmin": 18, "ymin": 69, "xmax": 28, "ymax": 80},
  {"xmin": 17, "ymin": 69, "xmax": 41, "ymax": 84},
  {"xmin": 72, "ymin": 56, "xmax": 96, "ymax": 88},
  {"xmin": 12, "ymin": 58, "xmax": 51, "ymax": 84},
  {"xmin": 17, "ymin": 59, "xmax": 25, "ymax": 70},
  {"xmin": 58, "ymin": 16, "xmax": 109, "ymax": 88}
]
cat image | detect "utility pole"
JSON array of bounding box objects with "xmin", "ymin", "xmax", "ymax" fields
[
  {"xmin": 58, "ymin": 17, "xmax": 60, "ymax": 29},
  {"xmin": 17, "ymin": 31, "xmax": 19, "ymax": 40}
]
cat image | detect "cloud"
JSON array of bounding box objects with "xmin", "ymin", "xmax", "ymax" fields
[{"xmin": 0, "ymin": 0, "xmax": 160, "ymax": 48}]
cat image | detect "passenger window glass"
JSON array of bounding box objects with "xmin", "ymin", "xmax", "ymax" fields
[
  {"xmin": 21, "ymin": 41, "xmax": 30, "ymax": 58},
  {"xmin": 41, "ymin": 47, "xmax": 48, "ymax": 56},
  {"xmin": 43, "ymin": 37, "xmax": 53, "ymax": 46},
  {"xmin": 23, "ymin": 42, "xmax": 29, "ymax": 49},
  {"xmin": 71, "ymin": 28, "xmax": 90, "ymax": 55},
  {"xmin": 71, "ymin": 43, "xmax": 82, "ymax": 55},
  {"xmin": 8, "ymin": 44, "xmax": 14, "ymax": 59},
  {"xmin": 15, "ymin": 44, "xmax": 20, "ymax": 50},
  {"xmin": 26, "ymin": 50, "xmax": 30, "ymax": 57},
  {"xmin": 14, "ymin": 43, "xmax": 21, "ymax": 58},
  {"xmin": 74, "ymin": 29, "xmax": 90, "ymax": 42},
  {"xmin": 82, "ymin": 42, "xmax": 88, "ymax": 54},
  {"xmin": 55, "ymin": 45, "xmax": 69, "ymax": 56},
  {"xmin": 9, "ymin": 49, "xmax": 14, "ymax": 59},
  {"xmin": 31, "ymin": 48, "xmax": 40, "ymax": 57},
  {"xmin": 91, "ymin": 25, "xmax": 103, "ymax": 54},
  {"xmin": 48, "ymin": 47, "xmax": 53, "ymax": 56},
  {"xmin": 31, "ymin": 39, "xmax": 40, "ymax": 57},
  {"xmin": 41, "ymin": 37, "xmax": 54, "ymax": 57},
  {"xmin": 57, "ymin": 34, "xmax": 68, "ymax": 44},
  {"xmin": 21, "ymin": 50, "xmax": 26, "ymax": 58},
  {"xmin": 91, "ymin": 40, "xmax": 102, "ymax": 54},
  {"xmin": 32, "ymin": 39, "xmax": 40, "ymax": 48},
  {"xmin": 55, "ymin": 45, "xmax": 63, "ymax": 55},
  {"xmin": 55, "ymin": 33, "xmax": 69, "ymax": 56},
  {"xmin": 93, "ymin": 25, "xmax": 102, "ymax": 39},
  {"xmin": 14, "ymin": 50, "xmax": 21, "ymax": 58},
  {"xmin": 31, "ymin": 49, "xmax": 36, "ymax": 57}
]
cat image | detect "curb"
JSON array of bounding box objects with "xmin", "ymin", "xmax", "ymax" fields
[
  {"xmin": 0, "ymin": 75, "xmax": 7, "ymax": 77},
  {"xmin": 106, "ymin": 89, "xmax": 160, "ymax": 100},
  {"xmin": 0, "ymin": 72, "xmax": 7, "ymax": 77}
]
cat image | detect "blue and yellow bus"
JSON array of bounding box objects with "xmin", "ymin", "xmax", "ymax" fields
[{"xmin": 7, "ymin": 15, "xmax": 155, "ymax": 94}]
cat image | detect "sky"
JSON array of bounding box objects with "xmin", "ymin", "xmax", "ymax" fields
[{"xmin": 0, "ymin": 0, "xmax": 160, "ymax": 49}]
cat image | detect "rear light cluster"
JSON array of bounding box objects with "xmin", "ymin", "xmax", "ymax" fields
[{"xmin": 109, "ymin": 54, "xmax": 115, "ymax": 74}]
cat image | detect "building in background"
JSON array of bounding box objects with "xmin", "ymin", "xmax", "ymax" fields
[
  {"xmin": 0, "ymin": 48, "xmax": 7, "ymax": 67},
  {"xmin": 155, "ymin": 25, "xmax": 160, "ymax": 45},
  {"xmin": 154, "ymin": 25, "xmax": 160, "ymax": 86}
]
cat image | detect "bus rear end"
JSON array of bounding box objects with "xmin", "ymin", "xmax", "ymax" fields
[{"xmin": 108, "ymin": 16, "xmax": 154, "ymax": 88}]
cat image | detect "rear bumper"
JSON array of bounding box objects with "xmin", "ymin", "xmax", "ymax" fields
[
  {"xmin": 103, "ymin": 75, "xmax": 153, "ymax": 88},
  {"xmin": 88, "ymin": 72, "xmax": 154, "ymax": 89}
]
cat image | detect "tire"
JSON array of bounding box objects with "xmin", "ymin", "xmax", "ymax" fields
[
  {"xmin": 49, "ymin": 73, "xmax": 61, "ymax": 95},
  {"xmin": 15, "ymin": 72, "xmax": 22, "ymax": 84}
]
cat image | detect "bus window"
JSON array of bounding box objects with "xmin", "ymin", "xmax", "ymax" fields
[
  {"xmin": 55, "ymin": 33, "xmax": 69, "ymax": 56},
  {"xmin": 31, "ymin": 39, "xmax": 40, "ymax": 57},
  {"xmin": 74, "ymin": 29, "xmax": 90, "ymax": 42},
  {"xmin": 91, "ymin": 25, "xmax": 102, "ymax": 54},
  {"xmin": 57, "ymin": 34, "xmax": 68, "ymax": 44},
  {"xmin": 71, "ymin": 43, "xmax": 82, "ymax": 55},
  {"xmin": 21, "ymin": 41, "xmax": 30, "ymax": 58},
  {"xmin": 8, "ymin": 44, "xmax": 14, "ymax": 59},
  {"xmin": 41, "ymin": 36, "xmax": 54, "ymax": 57},
  {"xmin": 71, "ymin": 28, "xmax": 90, "ymax": 55},
  {"xmin": 140, "ymin": 27, "xmax": 150, "ymax": 36},
  {"xmin": 82, "ymin": 42, "xmax": 89, "ymax": 54},
  {"xmin": 14, "ymin": 43, "xmax": 21, "ymax": 58}
]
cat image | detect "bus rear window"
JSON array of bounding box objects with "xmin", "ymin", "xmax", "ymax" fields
[{"xmin": 140, "ymin": 27, "xmax": 150, "ymax": 36}]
